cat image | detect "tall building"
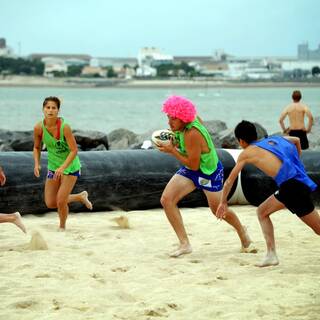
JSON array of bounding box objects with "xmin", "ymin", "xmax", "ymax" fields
[
  {"xmin": 298, "ymin": 42, "xmax": 320, "ymax": 60},
  {"xmin": 0, "ymin": 38, "xmax": 6, "ymax": 49}
]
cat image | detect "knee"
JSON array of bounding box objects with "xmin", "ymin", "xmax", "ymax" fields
[
  {"xmin": 256, "ymin": 206, "xmax": 265, "ymax": 220},
  {"xmin": 160, "ymin": 193, "xmax": 174, "ymax": 209},
  {"xmin": 56, "ymin": 197, "xmax": 68, "ymax": 209},
  {"xmin": 45, "ymin": 200, "xmax": 57, "ymax": 209}
]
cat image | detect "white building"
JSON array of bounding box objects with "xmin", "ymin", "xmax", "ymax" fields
[
  {"xmin": 281, "ymin": 60, "xmax": 320, "ymax": 72},
  {"xmin": 138, "ymin": 47, "xmax": 173, "ymax": 67},
  {"xmin": 135, "ymin": 65, "xmax": 157, "ymax": 77},
  {"xmin": 42, "ymin": 57, "xmax": 68, "ymax": 76}
]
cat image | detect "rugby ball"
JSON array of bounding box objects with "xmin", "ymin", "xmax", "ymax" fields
[{"xmin": 151, "ymin": 129, "xmax": 175, "ymax": 147}]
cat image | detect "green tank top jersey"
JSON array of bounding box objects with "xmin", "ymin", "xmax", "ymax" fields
[
  {"xmin": 175, "ymin": 117, "xmax": 219, "ymax": 175},
  {"xmin": 42, "ymin": 118, "xmax": 81, "ymax": 174}
]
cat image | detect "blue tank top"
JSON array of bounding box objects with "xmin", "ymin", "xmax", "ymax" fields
[{"xmin": 252, "ymin": 136, "xmax": 317, "ymax": 191}]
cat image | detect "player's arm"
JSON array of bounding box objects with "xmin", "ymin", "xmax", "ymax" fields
[
  {"xmin": 284, "ymin": 136, "xmax": 302, "ymax": 156},
  {"xmin": 0, "ymin": 165, "xmax": 6, "ymax": 186},
  {"xmin": 279, "ymin": 108, "xmax": 288, "ymax": 133},
  {"xmin": 216, "ymin": 152, "xmax": 249, "ymax": 219},
  {"xmin": 159, "ymin": 128, "xmax": 201, "ymax": 169},
  {"xmin": 33, "ymin": 122, "xmax": 42, "ymax": 177},
  {"xmin": 305, "ymin": 107, "xmax": 313, "ymax": 133}
]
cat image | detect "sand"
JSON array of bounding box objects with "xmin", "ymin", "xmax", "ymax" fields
[{"xmin": 0, "ymin": 205, "xmax": 319, "ymax": 320}]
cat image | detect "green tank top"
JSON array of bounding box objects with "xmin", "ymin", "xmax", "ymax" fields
[
  {"xmin": 42, "ymin": 118, "xmax": 81, "ymax": 174},
  {"xmin": 175, "ymin": 117, "xmax": 219, "ymax": 175}
]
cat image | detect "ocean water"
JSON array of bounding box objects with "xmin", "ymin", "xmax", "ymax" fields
[{"xmin": 0, "ymin": 86, "xmax": 319, "ymax": 135}]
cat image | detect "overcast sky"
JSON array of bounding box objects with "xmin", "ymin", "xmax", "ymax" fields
[{"xmin": 0, "ymin": 0, "xmax": 319, "ymax": 58}]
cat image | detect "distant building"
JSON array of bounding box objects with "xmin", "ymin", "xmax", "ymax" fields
[
  {"xmin": 81, "ymin": 66, "xmax": 106, "ymax": 77},
  {"xmin": 298, "ymin": 43, "xmax": 320, "ymax": 60},
  {"xmin": 42, "ymin": 57, "xmax": 68, "ymax": 76},
  {"xmin": 281, "ymin": 60, "xmax": 320, "ymax": 72},
  {"xmin": 29, "ymin": 53, "xmax": 91, "ymax": 63},
  {"xmin": 0, "ymin": 37, "xmax": 14, "ymax": 57},
  {"xmin": 0, "ymin": 38, "xmax": 6, "ymax": 49},
  {"xmin": 136, "ymin": 65, "xmax": 157, "ymax": 77},
  {"xmin": 137, "ymin": 47, "xmax": 173, "ymax": 69},
  {"xmin": 90, "ymin": 57, "xmax": 137, "ymax": 74}
]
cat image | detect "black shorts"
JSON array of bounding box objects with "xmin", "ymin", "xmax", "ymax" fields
[
  {"xmin": 274, "ymin": 179, "xmax": 314, "ymax": 217},
  {"xmin": 289, "ymin": 130, "xmax": 309, "ymax": 150}
]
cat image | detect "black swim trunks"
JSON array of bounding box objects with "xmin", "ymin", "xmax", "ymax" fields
[
  {"xmin": 274, "ymin": 178, "xmax": 315, "ymax": 217},
  {"xmin": 289, "ymin": 129, "xmax": 309, "ymax": 150}
]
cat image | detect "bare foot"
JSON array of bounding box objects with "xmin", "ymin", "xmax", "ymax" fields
[
  {"xmin": 80, "ymin": 191, "xmax": 93, "ymax": 210},
  {"xmin": 241, "ymin": 244, "xmax": 258, "ymax": 254},
  {"xmin": 255, "ymin": 253, "xmax": 279, "ymax": 267},
  {"xmin": 240, "ymin": 225, "xmax": 252, "ymax": 249},
  {"xmin": 13, "ymin": 212, "xmax": 27, "ymax": 234},
  {"xmin": 169, "ymin": 244, "xmax": 192, "ymax": 258}
]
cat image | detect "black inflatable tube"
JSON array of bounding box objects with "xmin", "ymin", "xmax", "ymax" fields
[
  {"xmin": 0, "ymin": 149, "xmax": 318, "ymax": 214},
  {"xmin": 0, "ymin": 150, "xmax": 236, "ymax": 214}
]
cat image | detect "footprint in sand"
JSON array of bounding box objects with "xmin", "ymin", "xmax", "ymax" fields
[
  {"xmin": 13, "ymin": 299, "xmax": 38, "ymax": 309},
  {"xmin": 189, "ymin": 259, "xmax": 202, "ymax": 264},
  {"xmin": 216, "ymin": 275, "xmax": 228, "ymax": 280},
  {"xmin": 144, "ymin": 308, "xmax": 168, "ymax": 317},
  {"xmin": 111, "ymin": 266, "xmax": 130, "ymax": 273}
]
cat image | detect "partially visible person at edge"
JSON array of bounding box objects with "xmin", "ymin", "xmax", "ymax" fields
[
  {"xmin": 279, "ymin": 90, "xmax": 313, "ymax": 150},
  {"xmin": 33, "ymin": 96, "xmax": 92, "ymax": 230},
  {"xmin": 217, "ymin": 120, "xmax": 320, "ymax": 267},
  {"xmin": 157, "ymin": 95, "xmax": 253, "ymax": 257},
  {"xmin": 0, "ymin": 165, "xmax": 26, "ymax": 233}
]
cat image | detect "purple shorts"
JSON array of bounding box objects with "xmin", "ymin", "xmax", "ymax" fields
[
  {"xmin": 47, "ymin": 169, "xmax": 81, "ymax": 179},
  {"xmin": 176, "ymin": 161, "xmax": 224, "ymax": 192}
]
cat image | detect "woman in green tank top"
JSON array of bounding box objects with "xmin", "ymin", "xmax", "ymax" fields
[
  {"xmin": 33, "ymin": 96, "xmax": 92, "ymax": 230},
  {"xmin": 158, "ymin": 96, "xmax": 253, "ymax": 257}
]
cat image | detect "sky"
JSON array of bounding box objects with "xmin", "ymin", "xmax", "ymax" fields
[{"xmin": 0, "ymin": 0, "xmax": 319, "ymax": 58}]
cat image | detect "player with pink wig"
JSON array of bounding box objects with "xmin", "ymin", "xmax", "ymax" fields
[
  {"xmin": 162, "ymin": 95, "xmax": 197, "ymax": 123},
  {"xmin": 158, "ymin": 95, "xmax": 254, "ymax": 257}
]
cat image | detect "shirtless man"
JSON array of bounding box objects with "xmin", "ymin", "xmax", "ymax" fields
[
  {"xmin": 158, "ymin": 96, "xmax": 252, "ymax": 257},
  {"xmin": 217, "ymin": 120, "xmax": 320, "ymax": 267},
  {"xmin": 279, "ymin": 90, "xmax": 313, "ymax": 149},
  {"xmin": 0, "ymin": 165, "xmax": 26, "ymax": 233}
]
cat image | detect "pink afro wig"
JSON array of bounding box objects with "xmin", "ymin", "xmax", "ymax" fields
[{"xmin": 162, "ymin": 95, "xmax": 197, "ymax": 123}]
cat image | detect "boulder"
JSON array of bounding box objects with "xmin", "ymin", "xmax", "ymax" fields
[
  {"xmin": 73, "ymin": 130, "xmax": 109, "ymax": 150},
  {"xmin": 108, "ymin": 128, "xmax": 140, "ymax": 150}
]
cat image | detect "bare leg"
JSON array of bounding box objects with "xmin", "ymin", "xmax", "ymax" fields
[
  {"xmin": 68, "ymin": 191, "xmax": 92, "ymax": 210},
  {"xmin": 255, "ymin": 195, "xmax": 285, "ymax": 267},
  {"xmin": 0, "ymin": 212, "xmax": 26, "ymax": 233},
  {"xmin": 56, "ymin": 175, "xmax": 78, "ymax": 230},
  {"xmin": 160, "ymin": 174, "xmax": 195, "ymax": 257},
  {"xmin": 204, "ymin": 190, "xmax": 253, "ymax": 251},
  {"xmin": 44, "ymin": 176, "xmax": 88, "ymax": 229},
  {"xmin": 45, "ymin": 179, "xmax": 92, "ymax": 211},
  {"xmin": 299, "ymin": 209, "xmax": 320, "ymax": 235}
]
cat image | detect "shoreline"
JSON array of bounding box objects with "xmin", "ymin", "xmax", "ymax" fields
[{"xmin": 1, "ymin": 76, "xmax": 320, "ymax": 89}]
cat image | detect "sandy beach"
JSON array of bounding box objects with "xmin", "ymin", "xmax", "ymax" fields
[{"xmin": 0, "ymin": 205, "xmax": 319, "ymax": 320}]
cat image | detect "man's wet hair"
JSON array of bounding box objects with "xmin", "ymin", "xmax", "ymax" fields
[
  {"xmin": 234, "ymin": 120, "xmax": 258, "ymax": 144},
  {"xmin": 292, "ymin": 90, "xmax": 302, "ymax": 102},
  {"xmin": 43, "ymin": 96, "xmax": 61, "ymax": 109}
]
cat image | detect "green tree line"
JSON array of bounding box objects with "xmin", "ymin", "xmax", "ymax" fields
[{"xmin": 0, "ymin": 57, "xmax": 44, "ymax": 75}]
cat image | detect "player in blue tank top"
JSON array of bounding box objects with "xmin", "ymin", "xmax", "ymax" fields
[{"xmin": 217, "ymin": 120, "xmax": 320, "ymax": 267}]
